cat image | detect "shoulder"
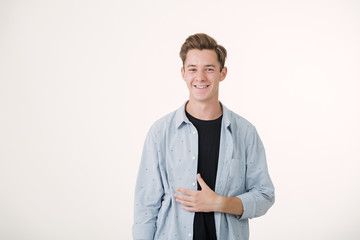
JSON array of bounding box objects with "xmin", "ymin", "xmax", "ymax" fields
[
  {"xmin": 224, "ymin": 107, "xmax": 265, "ymax": 151},
  {"xmin": 146, "ymin": 107, "xmax": 180, "ymax": 140},
  {"xmin": 223, "ymin": 105, "xmax": 256, "ymax": 134},
  {"xmin": 150, "ymin": 110, "xmax": 177, "ymax": 131}
]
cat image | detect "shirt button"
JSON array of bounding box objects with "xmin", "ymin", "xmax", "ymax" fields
[
  {"xmin": 188, "ymin": 233, "xmax": 192, "ymax": 237},
  {"xmin": 192, "ymin": 156, "xmax": 196, "ymax": 160},
  {"xmin": 192, "ymin": 131, "xmax": 196, "ymax": 134},
  {"xmin": 192, "ymin": 182, "xmax": 196, "ymax": 186}
]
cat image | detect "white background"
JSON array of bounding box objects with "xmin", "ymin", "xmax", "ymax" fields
[{"xmin": 1, "ymin": 0, "xmax": 360, "ymax": 239}]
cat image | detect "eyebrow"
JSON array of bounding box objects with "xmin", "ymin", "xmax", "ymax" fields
[{"xmin": 185, "ymin": 64, "xmax": 216, "ymax": 68}]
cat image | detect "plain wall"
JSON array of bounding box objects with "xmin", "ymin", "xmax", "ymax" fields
[{"xmin": 1, "ymin": 0, "xmax": 360, "ymax": 239}]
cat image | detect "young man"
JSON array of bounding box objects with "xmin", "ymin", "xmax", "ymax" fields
[{"xmin": 133, "ymin": 33, "xmax": 275, "ymax": 240}]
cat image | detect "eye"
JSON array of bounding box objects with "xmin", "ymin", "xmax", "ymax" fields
[
  {"xmin": 188, "ymin": 68, "xmax": 196, "ymax": 72},
  {"xmin": 205, "ymin": 68, "xmax": 215, "ymax": 72}
]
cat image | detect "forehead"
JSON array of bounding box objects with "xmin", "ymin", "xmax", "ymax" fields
[{"xmin": 185, "ymin": 49, "xmax": 219, "ymax": 67}]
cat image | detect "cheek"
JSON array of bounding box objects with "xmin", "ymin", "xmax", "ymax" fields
[
  {"xmin": 184, "ymin": 79, "xmax": 192, "ymax": 88},
  {"xmin": 184, "ymin": 76, "xmax": 192, "ymax": 84}
]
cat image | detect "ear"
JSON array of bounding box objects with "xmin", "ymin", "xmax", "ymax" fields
[
  {"xmin": 220, "ymin": 66, "xmax": 227, "ymax": 82},
  {"xmin": 181, "ymin": 66, "xmax": 185, "ymax": 80}
]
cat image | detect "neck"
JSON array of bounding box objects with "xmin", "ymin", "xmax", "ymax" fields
[{"xmin": 186, "ymin": 99, "xmax": 222, "ymax": 120}]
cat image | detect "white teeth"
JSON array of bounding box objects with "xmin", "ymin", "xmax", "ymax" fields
[{"xmin": 195, "ymin": 85, "xmax": 208, "ymax": 89}]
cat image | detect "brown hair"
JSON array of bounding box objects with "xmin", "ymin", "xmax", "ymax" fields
[{"xmin": 179, "ymin": 33, "xmax": 227, "ymax": 71}]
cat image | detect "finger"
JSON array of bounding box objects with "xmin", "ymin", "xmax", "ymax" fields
[
  {"xmin": 197, "ymin": 173, "xmax": 209, "ymax": 190},
  {"xmin": 176, "ymin": 198, "xmax": 195, "ymax": 207},
  {"xmin": 181, "ymin": 206, "xmax": 197, "ymax": 212},
  {"xmin": 174, "ymin": 193, "xmax": 192, "ymax": 202},
  {"xmin": 176, "ymin": 187, "xmax": 195, "ymax": 196}
]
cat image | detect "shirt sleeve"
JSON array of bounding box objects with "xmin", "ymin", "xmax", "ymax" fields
[
  {"xmin": 132, "ymin": 127, "xmax": 164, "ymax": 240},
  {"xmin": 237, "ymin": 126, "xmax": 275, "ymax": 220}
]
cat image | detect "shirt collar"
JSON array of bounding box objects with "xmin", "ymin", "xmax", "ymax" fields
[
  {"xmin": 221, "ymin": 103, "xmax": 232, "ymax": 131},
  {"xmin": 175, "ymin": 101, "xmax": 190, "ymax": 129},
  {"xmin": 175, "ymin": 101, "xmax": 232, "ymax": 131}
]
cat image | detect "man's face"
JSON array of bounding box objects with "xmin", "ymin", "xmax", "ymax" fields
[{"xmin": 181, "ymin": 49, "xmax": 227, "ymax": 104}]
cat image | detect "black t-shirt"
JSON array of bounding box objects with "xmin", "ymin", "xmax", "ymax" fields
[{"xmin": 186, "ymin": 111, "xmax": 222, "ymax": 240}]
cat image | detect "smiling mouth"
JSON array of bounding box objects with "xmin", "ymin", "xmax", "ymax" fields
[{"xmin": 194, "ymin": 85, "xmax": 209, "ymax": 89}]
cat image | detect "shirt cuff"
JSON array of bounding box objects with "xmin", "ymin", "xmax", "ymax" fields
[{"xmin": 237, "ymin": 193, "xmax": 255, "ymax": 220}]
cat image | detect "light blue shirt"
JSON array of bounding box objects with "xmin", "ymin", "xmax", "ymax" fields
[{"xmin": 133, "ymin": 102, "xmax": 275, "ymax": 240}]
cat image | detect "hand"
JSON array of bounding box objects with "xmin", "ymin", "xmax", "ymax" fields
[{"xmin": 174, "ymin": 174, "xmax": 223, "ymax": 212}]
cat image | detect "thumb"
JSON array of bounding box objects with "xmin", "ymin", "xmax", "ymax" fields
[{"xmin": 197, "ymin": 173, "xmax": 209, "ymax": 190}]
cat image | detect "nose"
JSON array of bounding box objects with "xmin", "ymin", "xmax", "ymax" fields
[{"xmin": 195, "ymin": 69, "xmax": 205, "ymax": 81}]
